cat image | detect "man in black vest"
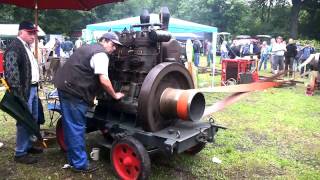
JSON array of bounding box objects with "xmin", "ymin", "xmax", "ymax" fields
[
  {"xmin": 4, "ymin": 21, "xmax": 44, "ymax": 164},
  {"xmin": 54, "ymin": 32, "xmax": 124, "ymax": 173}
]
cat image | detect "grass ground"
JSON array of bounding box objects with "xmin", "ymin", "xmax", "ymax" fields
[{"xmin": 0, "ymin": 56, "xmax": 319, "ymax": 179}]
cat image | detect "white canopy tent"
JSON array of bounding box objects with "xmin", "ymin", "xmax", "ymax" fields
[
  {"xmin": 0, "ymin": 24, "xmax": 46, "ymax": 37},
  {"xmin": 171, "ymin": 32, "xmax": 203, "ymax": 40}
]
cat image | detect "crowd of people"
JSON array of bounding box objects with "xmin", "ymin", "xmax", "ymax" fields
[
  {"xmin": 193, "ymin": 36, "xmax": 316, "ymax": 78},
  {"xmin": 192, "ymin": 39, "xmax": 214, "ymax": 67},
  {"xmin": 258, "ymin": 36, "xmax": 315, "ymax": 78},
  {"xmin": 36, "ymin": 36, "xmax": 84, "ymax": 62}
]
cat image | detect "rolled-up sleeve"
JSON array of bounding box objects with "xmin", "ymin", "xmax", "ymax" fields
[{"xmin": 90, "ymin": 52, "xmax": 109, "ymax": 78}]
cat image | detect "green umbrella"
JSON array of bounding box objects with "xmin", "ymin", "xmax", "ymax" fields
[{"xmin": 0, "ymin": 90, "xmax": 44, "ymax": 143}]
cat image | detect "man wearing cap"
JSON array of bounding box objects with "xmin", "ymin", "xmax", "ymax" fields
[
  {"xmin": 4, "ymin": 21, "xmax": 44, "ymax": 164},
  {"xmin": 54, "ymin": 32, "xmax": 124, "ymax": 173}
]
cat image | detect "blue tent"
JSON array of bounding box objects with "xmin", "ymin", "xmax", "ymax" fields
[{"xmin": 86, "ymin": 14, "xmax": 217, "ymax": 33}]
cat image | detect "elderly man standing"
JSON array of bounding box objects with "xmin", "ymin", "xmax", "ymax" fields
[
  {"xmin": 4, "ymin": 21, "xmax": 43, "ymax": 164},
  {"xmin": 271, "ymin": 36, "xmax": 286, "ymax": 74},
  {"xmin": 54, "ymin": 32, "xmax": 124, "ymax": 173}
]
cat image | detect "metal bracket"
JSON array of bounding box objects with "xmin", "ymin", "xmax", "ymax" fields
[
  {"xmin": 168, "ymin": 129, "xmax": 181, "ymax": 139},
  {"xmin": 164, "ymin": 139, "xmax": 176, "ymax": 154},
  {"xmin": 110, "ymin": 125, "xmax": 127, "ymax": 140},
  {"xmin": 196, "ymin": 128, "xmax": 208, "ymax": 143},
  {"xmin": 209, "ymin": 117, "xmax": 227, "ymax": 130}
]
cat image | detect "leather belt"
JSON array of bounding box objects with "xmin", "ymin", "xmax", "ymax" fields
[{"xmin": 31, "ymin": 82, "xmax": 38, "ymax": 86}]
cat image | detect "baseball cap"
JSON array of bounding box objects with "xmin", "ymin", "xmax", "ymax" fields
[
  {"xmin": 18, "ymin": 21, "xmax": 38, "ymax": 32},
  {"xmin": 101, "ymin": 32, "xmax": 122, "ymax": 46}
]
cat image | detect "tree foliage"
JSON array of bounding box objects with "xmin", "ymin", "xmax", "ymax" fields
[{"xmin": 0, "ymin": 0, "xmax": 319, "ymax": 39}]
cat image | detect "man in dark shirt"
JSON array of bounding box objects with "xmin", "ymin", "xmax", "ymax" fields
[
  {"xmin": 193, "ymin": 39, "xmax": 201, "ymax": 67},
  {"xmin": 285, "ymin": 38, "xmax": 297, "ymax": 77},
  {"xmin": 54, "ymin": 32, "xmax": 124, "ymax": 173}
]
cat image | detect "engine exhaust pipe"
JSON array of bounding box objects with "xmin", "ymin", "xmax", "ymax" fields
[
  {"xmin": 160, "ymin": 88, "xmax": 205, "ymax": 121},
  {"xmin": 140, "ymin": 9, "xmax": 150, "ymax": 24},
  {"xmin": 159, "ymin": 7, "xmax": 170, "ymax": 30}
]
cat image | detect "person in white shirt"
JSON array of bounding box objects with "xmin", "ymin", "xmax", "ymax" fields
[
  {"xmin": 75, "ymin": 37, "xmax": 83, "ymax": 49},
  {"xmin": 271, "ymin": 36, "xmax": 286, "ymax": 73}
]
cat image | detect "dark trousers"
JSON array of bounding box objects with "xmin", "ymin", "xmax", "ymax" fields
[
  {"xmin": 272, "ymin": 55, "xmax": 284, "ymax": 71},
  {"xmin": 285, "ymin": 56, "xmax": 295, "ymax": 76}
]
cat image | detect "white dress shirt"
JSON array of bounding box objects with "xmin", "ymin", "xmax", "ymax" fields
[{"xmin": 17, "ymin": 37, "xmax": 40, "ymax": 84}]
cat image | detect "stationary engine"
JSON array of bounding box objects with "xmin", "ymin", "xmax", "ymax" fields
[{"xmin": 95, "ymin": 8, "xmax": 205, "ymax": 132}]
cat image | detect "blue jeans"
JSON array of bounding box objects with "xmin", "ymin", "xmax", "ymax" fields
[
  {"xmin": 220, "ymin": 51, "xmax": 229, "ymax": 64},
  {"xmin": 221, "ymin": 51, "xmax": 229, "ymax": 59},
  {"xmin": 58, "ymin": 90, "xmax": 89, "ymax": 170},
  {"xmin": 194, "ymin": 53, "xmax": 200, "ymax": 67},
  {"xmin": 15, "ymin": 86, "xmax": 39, "ymax": 156},
  {"xmin": 259, "ymin": 54, "xmax": 268, "ymax": 70},
  {"xmin": 207, "ymin": 53, "xmax": 213, "ymax": 67}
]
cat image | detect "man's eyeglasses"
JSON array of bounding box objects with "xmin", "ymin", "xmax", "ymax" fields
[{"xmin": 111, "ymin": 42, "xmax": 117, "ymax": 48}]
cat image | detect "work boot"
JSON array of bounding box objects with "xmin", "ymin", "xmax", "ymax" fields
[
  {"xmin": 72, "ymin": 163, "xmax": 99, "ymax": 173},
  {"xmin": 27, "ymin": 147, "xmax": 44, "ymax": 154},
  {"xmin": 14, "ymin": 154, "xmax": 38, "ymax": 164}
]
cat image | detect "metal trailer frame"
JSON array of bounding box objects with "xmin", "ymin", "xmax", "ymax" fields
[
  {"xmin": 90, "ymin": 114, "xmax": 221, "ymax": 156},
  {"xmin": 54, "ymin": 103, "xmax": 223, "ymax": 179}
]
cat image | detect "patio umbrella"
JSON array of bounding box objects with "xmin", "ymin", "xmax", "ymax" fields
[{"xmin": 0, "ymin": 0, "xmax": 124, "ymax": 58}]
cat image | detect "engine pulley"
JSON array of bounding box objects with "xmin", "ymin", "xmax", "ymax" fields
[{"xmin": 138, "ymin": 62, "xmax": 194, "ymax": 132}]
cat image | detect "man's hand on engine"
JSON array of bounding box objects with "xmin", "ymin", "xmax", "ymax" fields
[{"xmin": 114, "ymin": 92, "xmax": 125, "ymax": 100}]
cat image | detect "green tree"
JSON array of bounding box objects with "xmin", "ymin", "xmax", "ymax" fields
[
  {"xmin": 252, "ymin": 0, "xmax": 320, "ymax": 39},
  {"xmin": 1, "ymin": 0, "xmax": 318, "ymax": 40},
  {"xmin": 39, "ymin": 10, "xmax": 95, "ymax": 34},
  {"xmin": 177, "ymin": 0, "xmax": 252, "ymax": 35}
]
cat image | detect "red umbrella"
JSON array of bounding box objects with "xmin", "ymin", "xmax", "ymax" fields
[
  {"xmin": 0, "ymin": 0, "xmax": 123, "ymax": 10},
  {"xmin": 0, "ymin": 0, "xmax": 124, "ymax": 58}
]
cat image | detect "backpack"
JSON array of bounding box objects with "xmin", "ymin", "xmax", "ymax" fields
[{"xmin": 62, "ymin": 41, "xmax": 73, "ymax": 51}]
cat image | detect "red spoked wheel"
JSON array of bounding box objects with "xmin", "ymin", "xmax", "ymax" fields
[
  {"xmin": 56, "ymin": 117, "xmax": 67, "ymax": 152},
  {"xmin": 111, "ymin": 136, "xmax": 150, "ymax": 180}
]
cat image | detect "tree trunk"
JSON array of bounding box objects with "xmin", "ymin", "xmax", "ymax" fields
[{"xmin": 290, "ymin": 0, "xmax": 303, "ymax": 39}]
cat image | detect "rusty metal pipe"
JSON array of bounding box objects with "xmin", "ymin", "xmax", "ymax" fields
[{"xmin": 160, "ymin": 88, "xmax": 205, "ymax": 121}]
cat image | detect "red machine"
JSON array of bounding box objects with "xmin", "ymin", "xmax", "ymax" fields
[
  {"xmin": 221, "ymin": 58, "xmax": 259, "ymax": 85},
  {"xmin": 305, "ymin": 71, "xmax": 319, "ymax": 96}
]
